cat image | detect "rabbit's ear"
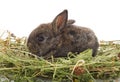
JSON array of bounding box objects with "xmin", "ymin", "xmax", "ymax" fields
[
  {"xmin": 67, "ymin": 19, "xmax": 75, "ymax": 25},
  {"xmin": 52, "ymin": 10, "xmax": 68, "ymax": 33}
]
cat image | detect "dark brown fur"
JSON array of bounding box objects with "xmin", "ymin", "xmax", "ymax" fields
[{"xmin": 27, "ymin": 10, "xmax": 99, "ymax": 58}]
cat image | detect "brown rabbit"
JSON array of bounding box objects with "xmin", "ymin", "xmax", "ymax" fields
[{"xmin": 27, "ymin": 10, "xmax": 99, "ymax": 58}]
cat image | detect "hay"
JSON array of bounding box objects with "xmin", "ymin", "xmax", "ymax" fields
[{"xmin": 0, "ymin": 31, "xmax": 120, "ymax": 82}]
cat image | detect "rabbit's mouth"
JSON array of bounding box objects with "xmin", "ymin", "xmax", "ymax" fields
[{"xmin": 41, "ymin": 48, "xmax": 56, "ymax": 59}]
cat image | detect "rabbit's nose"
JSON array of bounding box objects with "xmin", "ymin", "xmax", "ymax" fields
[{"xmin": 36, "ymin": 51, "xmax": 41, "ymax": 56}]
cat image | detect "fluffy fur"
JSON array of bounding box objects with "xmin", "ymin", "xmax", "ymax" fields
[{"xmin": 27, "ymin": 10, "xmax": 99, "ymax": 58}]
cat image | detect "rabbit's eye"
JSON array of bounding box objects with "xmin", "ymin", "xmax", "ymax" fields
[{"xmin": 37, "ymin": 35, "xmax": 44, "ymax": 42}]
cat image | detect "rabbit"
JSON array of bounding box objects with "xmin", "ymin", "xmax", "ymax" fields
[{"xmin": 27, "ymin": 9, "xmax": 99, "ymax": 58}]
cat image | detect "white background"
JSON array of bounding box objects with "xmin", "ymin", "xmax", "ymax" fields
[{"xmin": 0, "ymin": 0, "xmax": 120, "ymax": 41}]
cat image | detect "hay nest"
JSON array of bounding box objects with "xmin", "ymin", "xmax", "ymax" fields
[{"xmin": 0, "ymin": 31, "xmax": 120, "ymax": 82}]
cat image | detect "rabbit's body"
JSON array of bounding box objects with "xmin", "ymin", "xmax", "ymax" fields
[
  {"xmin": 54, "ymin": 25, "xmax": 99, "ymax": 57},
  {"xmin": 27, "ymin": 10, "xmax": 99, "ymax": 58}
]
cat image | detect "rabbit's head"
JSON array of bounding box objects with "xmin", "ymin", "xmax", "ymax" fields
[{"xmin": 27, "ymin": 10, "xmax": 70, "ymax": 57}]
